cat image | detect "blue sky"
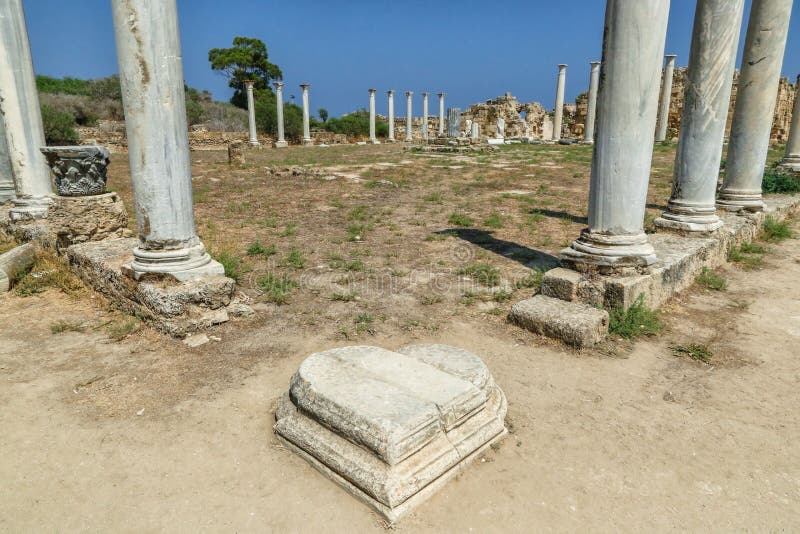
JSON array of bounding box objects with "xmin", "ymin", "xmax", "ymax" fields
[{"xmin": 24, "ymin": 0, "xmax": 800, "ymax": 117}]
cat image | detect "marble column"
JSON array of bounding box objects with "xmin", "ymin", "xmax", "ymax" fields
[
  {"xmin": 583, "ymin": 61, "xmax": 601, "ymax": 144},
  {"xmin": 244, "ymin": 81, "xmax": 259, "ymax": 146},
  {"xmin": 778, "ymin": 74, "xmax": 800, "ymax": 172},
  {"xmin": 471, "ymin": 122, "xmax": 480, "ymax": 140},
  {"xmin": 655, "ymin": 55, "xmax": 677, "ymax": 142},
  {"xmin": 368, "ymin": 88, "xmax": 378, "ymax": 144},
  {"xmin": 111, "ymin": 0, "xmax": 223, "ymax": 280},
  {"xmin": 0, "ymin": 0, "xmax": 52, "ymax": 219},
  {"xmin": 561, "ymin": 0, "xmax": 670, "ymax": 269},
  {"xmin": 718, "ymin": 0, "xmax": 794, "ymax": 211},
  {"xmin": 656, "ymin": 0, "xmax": 745, "ymax": 232},
  {"xmin": 437, "ymin": 93, "xmax": 445, "ymax": 136},
  {"xmin": 0, "ymin": 119, "xmax": 15, "ymax": 203},
  {"xmin": 552, "ymin": 64, "xmax": 567, "ymax": 141},
  {"xmin": 422, "ymin": 92, "xmax": 429, "ymax": 141},
  {"xmin": 273, "ymin": 81, "xmax": 288, "ymax": 148},
  {"xmin": 300, "ymin": 83, "xmax": 312, "ymax": 146},
  {"xmin": 405, "ymin": 91, "xmax": 413, "ymax": 142},
  {"xmin": 387, "ymin": 90, "xmax": 395, "ymax": 142}
]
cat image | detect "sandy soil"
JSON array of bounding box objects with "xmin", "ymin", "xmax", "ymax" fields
[{"xmin": 1, "ymin": 220, "xmax": 799, "ymax": 532}]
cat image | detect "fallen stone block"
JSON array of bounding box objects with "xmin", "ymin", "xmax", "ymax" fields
[
  {"xmin": 275, "ymin": 344, "xmax": 507, "ymax": 523},
  {"xmin": 0, "ymin": 243, "xmax": 36, "ymax": 292},
  {"xmin": 509, "ymin": 294, "xmax": 609, "ymax": 348}
]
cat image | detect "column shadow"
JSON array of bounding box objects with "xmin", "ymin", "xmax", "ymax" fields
[{"xmin": 437, "ymin": 228, "xmax": 560, "ymax": 271}]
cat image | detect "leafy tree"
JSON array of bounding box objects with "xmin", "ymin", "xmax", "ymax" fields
[
  {"xmin": 41, "ymin": 104, "xmax": 79, "ymax": 144},
  {"xmin": 208, "ymin": 36, "xmax": 282, "ymax": 108},
  {"xmin": 254, "ymin": 91, "xmax": 304, "ymax": 141},
  {"xmin": 318, "ymin": 108, "xmax": 329, "ymax": 123}
]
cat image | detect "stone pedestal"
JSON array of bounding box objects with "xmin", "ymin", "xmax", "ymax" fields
[
  {"xmin": 301, "ymin": 83, "xmax": 312, "ymax": 146},
  {"xmin": 655, "ymin": 55, "xmax": 677, "ymax": 142},
  {"xmin": 778, "ymin": 74, "xmax": 800, "ymax": 173},
  {"xmin": 274, "ymin": 344, "xmax": 507, "ymax": 523},
  {"xmin": 560, "ymin": 0, "xmax": 669, "ymax": 270},
  {"xmin": 552, "ymin": 64, "xmax": 567, "ymax": 141},
  {"xmin": 718, "ymin": 0, "xmax": 794, "ymax": 211},
  {"xmin": 655, "ymin": 0, "xmax": 744, "ymax": 233},
  {"xmin": 48, "ymin": 192, "xmax": 130, "ymax": 248},
  {"xmin": 583, "ymin": 61, "xmax": 601, "ymax": 144},
  {"xmin": 273, "ymin": 81, "xmax": 288, "ymax": 148}
]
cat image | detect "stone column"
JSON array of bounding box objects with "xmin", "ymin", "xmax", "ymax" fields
[
  {"xmin": 300, "ymin": 83, "xmax": 312, "ymax": 146},
  {"xmin": 561, "ymin": 0, "xmax": 670, "ymax": 269},
  {"xmin": 111, "ymin": 0, "xmax": 222, "ymax": 280},
  {"xmin": 655, "ymin": 54, "xmax": 677, "ymax": 142},
  {"xmin": 405, "ymin": 91, "xmax": 413, "ymax": 142},
  {"xmin": 583, "ymin": 61, "xmax": 601, "ymax": 144},
  {"xmin": 718, "ymin": 0, "xmax": 794, "ymax": 211},
  {"xmin": 368, "ymin": 88, "xmax": 378, "ymax": 144},
  {"xmin": 0, "ymin": 0, "xmax": 52, "ymax": 219},
  {"xmin": 387, "ymin": 90, "xmax": 395, "ymax": 142},
  {"xmin": 273, "ymin": 81, "xmax": 288, "ymax": 148},
  {"xmin": 244, "ymin": 81, "xmax": 259, "ymax": 146},
  {"xmin": 0, "ymin": 119, "xmax": 15, "ymax": 203},
  {"xmin": 447, "ymin": 108, "xmax": 462, "ymax": 138},
  {"xmin": 552, "ymin": 64, "xmax": 567, "ymax": 141},
  {"xmin": 422, "ymin": 92, "xmax": 429, "ymax": 141},
  {"xmin": 656, "ymin": 0, "xmax": 745, "ymax": 232},
  {"xmin": 437, "ymin": 93, "xmax": 445, "ymax": 136},
  {"xmin": 471, "ymin": 122, "xmax": 480, "ymax": 140},
  {"xmin": 778, "ymin": 74, "xmax": 800, "ymax": 172}
]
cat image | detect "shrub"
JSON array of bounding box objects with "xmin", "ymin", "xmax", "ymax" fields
[
  {"xmin": 695, "ymin": 267, "xmax": 727, "ymax": 291},
  {"xmin": 762, "ymin": 169, "xmax": 800, "ymax": 194},
  {"xmin": 761, "ymin": 216, "xmax": 792, "ymax": 242},
  {"xmin": 608, "ymin": 295, "xmax": 663, "ymax": 339},
  {"xmin": 40, "ymin": 104, "xmax": 79, "ymax": 145}
]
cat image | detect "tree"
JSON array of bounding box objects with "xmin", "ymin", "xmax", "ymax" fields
[
  {"xmin": 254, "ymin": 91, "xmax": 304, "ymax": 142},
  {"xmin": 208, "ymin": 37, "xmax": 282, "ymax": 108},
  {"xmin": 318, "ymin": 108, "xmax": 329, "ymax": 123}
]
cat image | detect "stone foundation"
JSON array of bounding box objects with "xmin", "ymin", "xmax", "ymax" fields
[{"xmin": 47, "ymin": 193, "xmax": 131, "ymax": 248}]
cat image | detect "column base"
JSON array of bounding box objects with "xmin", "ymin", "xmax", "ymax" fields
[
  {"xmin": 0, "ymin": 188, "xmax": 15, "ymax": 203},
  {"xmin": 9, "ymin": 195, "xmax": 52, "ymax": 221},
  {"xmin": 123, "ymin": 242, "xmax": 225, "ymax": 282},
  {"xmin": 716, "ymin": 189, "xmax": 764, "ymax": 213},
  {"xmin": 385, "ymin": 138, "xmax": 396, "ymax": 143},
  {"xmin": 368, "ymin": 139, "xmax": 381, "ymax": 145},
  {"xmin": 581, "ymin": 139, "xmax": 594, "ymax": 145},
  {"xmin": 654, "ymin": 201, "xmax": 723, "ymax": 233},
  {"xmin": 560, "ymin": 229, "xmax": 657, "ymax": 271},
  {"xmin": 302, "ymin": 138, "xmax": 314, "ymax": 147},
  {"xmin": 248, "ymin": 140, "xmax": 261, "ymax": 147},
  {"xmin": 777, "ymin": 156, "xmax": 800, "ymax": 173},
  {"xmin": 273, "ymin": 140, "xmax": 289, "ymax": 148}
]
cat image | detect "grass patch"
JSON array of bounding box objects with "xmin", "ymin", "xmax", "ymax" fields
[
  {"xmin": 246, "ymin": 241, "xmax": 277, "ymax": 258},
  {"xmin": 514, "ymin": 269, "xmax": 544, "ymax": 290},
  {"xmin": 278, "ymin": 223, "xmax": 297, "ymax": 237},
  {"xmin": 728, "ymin": 242, "xmax": 766, "ymax": 269},
  {"xmin": 354, "ymin": 312, "xmax": 376, "ymax": 334},
  {"xmin": 329, "ymin": 255, "xmax": 365, "ymax": 272},
  {"xmin": 761, "ymin": 216, "xmax": 792, "ymax": 242},
  {"xmin": 458, "ymin": 263, "xmax": 500, "ymax": 287},
  {"xmin": 213, "ymin": 251, "xmax": 242, "ymax": 282},
  {"xmin": 330, "ymin": 291, "xmax": 358, "ymax": 302},
  {"xmin": 761, "ymin": 169, "xmax": 800, "ymax": 194},
  {"xmin": 257, "ymin": 273, "xmax": 298, "ymax": 304},
  {"xmin": 492, "ymin": 289, "xmax": 513, "ymax": 303},
  {"xmin": 671, "ymin": 343, "xmax": 713, "ymax": 363},
  {"xmin": 420, "ymin": 294, "xmax": 443, "ymax": 305},
  {"xmin": 695, "ymin": 267, "xmax": 727, "ymax": 291},
  {"xmin": 347, "ymin": 223, "xmax": 372, "ymax": 242},
  {"xmin": 608, "ymin": 295, "xmax": 663, "ymax": 339},
  {"xmin": 50, "ymin": 320, "xmax": 87, "ymax": 334},
  {"xmin": 14, "ymin": 251, "xmax": 85, "ymax": 297},
  {"xmin": 284, "ymin": 248, "xmax": 306, "ymax": 269},
  {"xmin": 483, "ymin": 212, "xmax": 504, "ymax": 229},
  {"xmin": 424, "ymin": 192, "xmax": 444, "ymax": 203},
  {"xmin": 448, "ymin": 212, "xmax": 474, "ymax": 227},
  {"xmin": 106, "ymin": 317, "xmax": 141, "ymax": 341}
]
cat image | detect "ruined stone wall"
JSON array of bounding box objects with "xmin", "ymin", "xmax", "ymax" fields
[{"xmin": 460, "ymin": 93, "xmax": 568, "ymax": 140}]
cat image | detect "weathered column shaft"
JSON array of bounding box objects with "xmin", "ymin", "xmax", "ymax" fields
[
  {"xmin": 0, "ymin": 0, "xmax": 52, "ymax": 218},
  {"xmin": 300, "ymin": 84, "xmax": 312, "ymax": 145},
  {"xmin": 553, "ymin": 64, "xmax": 567, "ymax": 141},
  {"xmin": 719, "ymin": 0, "xmax": 794, "ymax": 211},
  {"xmin": 779, "ymin": 74, "xmax": 800, "ymax": 171},
  {"xmin": 437, "ymin": 93, "xmax": 445, "ymax": 136},
  {"xmin": 583, "ymin": 61, "xmax": 601, "ymax": 144},
  {"xmin": 561, "ymin": 0, "xmax": 670, "ymax": 269},
  {"xmin": 387, "ymin": 90, "xmax": 395, "ymax": 141},
  {"xmin": 405, "ymin": 92, "xmax": 413, "ymax": 142},
  {"xmin": 422, "ymin": 93, "xmax": 429, "ymax": 140},
  {"xmin": 471, "ymin": 121, "xmax": 480, "ymax": 140},
  {"xmin": 273, "ymin": 82, "xmax": 287, "ymax": 147},
  {"xmin": 245, "ymin": 81, "xmax": 259, "ymax": 146},
  {"xmin": 368, "ymin": 89, "xmax": 377, "ymax": 143},
  {"xmin": 111, "ymin": 0, "xmax": 222, "ymax": 280},
  {"xmin": 656, "ymin": 0, "xmax": 744, "ymax": 232},
  {"xmin": 447, "ymin": 108, "xmax": 462, "ymax": 138},
  {"xmin": 656, "ymin": 55, "xmax": 677, "ymax": 142},
  {"xmin": 0, "ymin": 116, "xmax": 15, "ymax": 202}
]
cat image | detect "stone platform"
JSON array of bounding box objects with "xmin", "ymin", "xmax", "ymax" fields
[
  {"xmin": 512, "ymin": 195, "xmax": 800, "ymax": 346},
  {"xmin": 274, "ymin": 344, "xmax": 507, "ymax": 523}
]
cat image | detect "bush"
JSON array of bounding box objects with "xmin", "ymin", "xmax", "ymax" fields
[
  {"xmin": 762, "ymin": 169, "xmax": 800, "ymax": 194},
  {"xmin": 36, "ymin": 75, "xmax": 90, "ymax": 96},
  {"xmin": 323, "ymin": 109, "xmax": 389, "ymax": 138},
  {"xmin": 41, "ymin": 104, "xmax": 79, "ymax": 144},
  {"xmin": 39, "ymin": 93, "xmax": 98, "ymax": 126},
  {"xmin": 254, "ymin": 90, "xmax": 304, "ymax": 141},
  {"xmin": 608, "ymin": 295, "xmax": 663, "ymax": 339}
]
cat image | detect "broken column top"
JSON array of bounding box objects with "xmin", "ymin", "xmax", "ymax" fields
[{"xmin": 40, "ymin": 146, "xmax": 110, "ymax": 197}]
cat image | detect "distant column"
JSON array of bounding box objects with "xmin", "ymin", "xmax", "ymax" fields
[
  {"xmin": 437, "ymin": 93, "xmax": 446, "ymax": 136},
  {"xmin": 273, "ymin": 81, "xmax": 288, "ymax": 148},
  {"xmin": 447, "ymin": 108, "xmax": 462, "ymax": 138},
  {"xmin": 422, "ymin": 92, "xmax": 429, "ymax": 141},
  {"xmin": 300, "ymin": 83, "xmax": 312, "ymax": 146},
  {"xmin": 656, "ymin": 0, "xmax": 745, "ymax": 232},
  {"xmin": 655, "ymin": 54, "xmax": 677, "ymax": 142},
  {"xmin": 368, "ymin": 88, "xmax": 378, "ymax": 144},
  {"xmin": 471, "ymin": 121, "xmax": 480, "ymax": 140},
  {"xmin": 552, "ymin": 64, "xmax": 567, "ymax": 141},
  {"xmin": 718, "ymin": 0, "xmax": 794, "ymax": 211},
  {"xmin": 561, "ymin": 0, "xmax": 669, "ymax": 270},
  {"xmin": 111, "ymin": 0, "xmax": 223, "ymax": 280},
  {"xmin": 405, "ymin": 91, "xmax": 413, "ymax": 142},
  {"xmin": 583, "ymin": 61, "xmax": 601, "ymax": 144},
  {"xmin": 779, "ymin": 74, "xmax": 800, "ymax": 172},
  {"xmin": 244, "ymin": 81, "xmax": 260, "ymax": 146},
  {"xmin": 0, "ymin": 0, "xmax": 52, "ymax": 219},
  {"xmin": 387, "ymin": 90, "xmax": 395, "ymax": 142}
]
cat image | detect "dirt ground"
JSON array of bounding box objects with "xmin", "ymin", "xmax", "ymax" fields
[{"xmin": 1, "ymin": 143, "xmax": 799, "ymax": 532}]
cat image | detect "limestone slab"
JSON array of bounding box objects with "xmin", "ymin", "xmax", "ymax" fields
[
  {"xmin": 509, "ymin": 294, "xmax": 609, "ymax": 348},
  {"xmin": 275, "ymin": 344, "xmax": 507, "ymax": 522}
]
